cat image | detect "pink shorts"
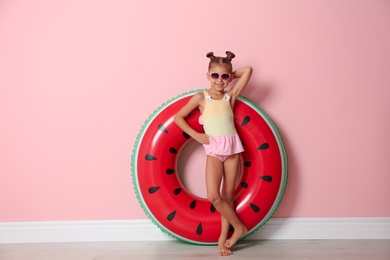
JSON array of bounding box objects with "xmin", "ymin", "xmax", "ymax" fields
[
  {"xmin": 203, "ymin": 133, "xmax": 244, "ymax": 162},
  {"xmin": 207, "ymin": 153, "xmax": 231, "ymax": 162}
]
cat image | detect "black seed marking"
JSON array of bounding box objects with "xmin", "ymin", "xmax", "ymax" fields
[
  {"xmin": 244, "ymin": 161, "xmax": 252, "ymax": 167},
  {"xmin": 196, "ymin": 223, "xmax": 203, "ymax": 235},
  {"xmin": 174, "ymin": 188, "xmax": 182, "ymax": 195},
  {"xmin": 167, "ymin": 210, "xmax": 176, "ymax": 221},
  {"xmin": 158, "ymin": 124, "xmax": 168, "ymax": 133},
  {"xmin": 169, "ymin": 147, "xmax": 177, "ymax": 154},
  {"xmin": 210, "ymin": 204, "xmax": 216, "ymax": 213},
  {"xmin": 148, "ymin": 186, "xmax": 160, "ymax": 194},
  {"xmin": 250, "ymin": 203, "xmax": 260, "ymax": 212},
  {"xmin": 240, "ymin": 182, "xmax": 248, "ymax": 189},
  {"xmin": 258, "ymin": 143, "xmax": 269, "ymax": 150},
  {"xmin": 261, "ymin": 176, "xmax": 273, "ymax": 182},
  {"xmin": 145, "ymin": 154, "xmax": 157, "ymax": 160},
  {"xmin": 241, "ymin": 116, "xmax": 250, "ymax": 126},
  {"xmin": 190, "ymin": 200, "xmax": 196, "ymax": 209},
  {"xmin": 182, "ymin": 132, "xmax": 190, "ymax": 139},
  {"xmin": 166, "ymin": 168, "xmax": 175, "ymax": 175}
]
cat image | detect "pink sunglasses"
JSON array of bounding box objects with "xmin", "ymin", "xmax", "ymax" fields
[{"xmin": 209, "ymin": 72, "xmax": 231, "ymax": 81}]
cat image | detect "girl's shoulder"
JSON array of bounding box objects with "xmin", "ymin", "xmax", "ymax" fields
[
  {"xmin": 184, "ymin": 91, "xmax": 205, "ymax": 108},
  {"xmin": 192, "ymin": 90, "xmax": 206, "ymax": 100}
]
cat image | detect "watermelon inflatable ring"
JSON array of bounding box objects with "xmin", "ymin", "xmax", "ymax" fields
[{"xmin": 131, "ymin": 90, "xmax": 288, "ymax": 245}]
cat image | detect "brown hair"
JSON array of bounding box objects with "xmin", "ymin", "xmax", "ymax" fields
[{"xmin": 206, "ymin": 51, "xmax": 235, "ymax": 72}]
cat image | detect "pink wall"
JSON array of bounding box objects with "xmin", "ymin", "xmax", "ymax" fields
[{"xmin": 1, "ymin": 0, "xmax": 389, "ymax": 222}]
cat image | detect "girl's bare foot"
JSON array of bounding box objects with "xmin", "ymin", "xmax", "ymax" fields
[
  {"xmin": 218, "ymin": 238, "xmax": 232, "ymax": 256},
  {"xmin": 225, "ymin": 226, "xmax": 247, "ymax": 248}
]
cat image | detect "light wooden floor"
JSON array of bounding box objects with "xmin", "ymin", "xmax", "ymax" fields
[{"xmin": 0, "ymin": 240, "xmax": 389, "ymax": 260}]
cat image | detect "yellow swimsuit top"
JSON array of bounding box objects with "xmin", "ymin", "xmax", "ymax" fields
[{"xmin": 201, "ymin": 91, "xmax": 237, "ymax": 137}]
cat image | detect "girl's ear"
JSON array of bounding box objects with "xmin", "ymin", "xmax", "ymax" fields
[{"xmin": 206, "ymin": 72, "xmax": 210, "ymax": 80}]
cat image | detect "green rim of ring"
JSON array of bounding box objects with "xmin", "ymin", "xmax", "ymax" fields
[{"xmin": 131, "ymin": 89, "xmax": 288, "ymax": 245}]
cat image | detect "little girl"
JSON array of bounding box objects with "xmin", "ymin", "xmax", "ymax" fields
[{"xmin": 174, "ymin": 51, "xmax": 253, "ymax": 256}]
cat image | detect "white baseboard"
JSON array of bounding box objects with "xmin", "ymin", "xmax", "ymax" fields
[{"xmin": 0, "ymin": 218, "xmax": 389, "ymax": 244}]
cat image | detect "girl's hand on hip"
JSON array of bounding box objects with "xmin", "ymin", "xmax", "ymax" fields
[{"xmin": 195, "ymin": 133, "xmax": 209, "ymax": 144}]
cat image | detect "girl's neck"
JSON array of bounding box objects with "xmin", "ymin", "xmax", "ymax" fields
[
  {"xmin": 207, "ymin": 90, "xmax": 226, "ymax": 100},
  {"xmin": 208, "ymin": 89, "xmax": 225, "ymax": 95}
]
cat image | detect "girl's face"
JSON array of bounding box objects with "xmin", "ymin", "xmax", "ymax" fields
[{"xmin": 206, "ymin": 65, "xmax": 232, "ymax": 92}]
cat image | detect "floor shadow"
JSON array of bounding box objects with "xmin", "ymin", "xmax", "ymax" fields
[{"xmin": 233, "ymin": 239, "xmax": 267, "ymax": 252}]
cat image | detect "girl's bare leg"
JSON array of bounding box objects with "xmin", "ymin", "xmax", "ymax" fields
[
  {"xmin": 218, "ymin": 215, "xmax": 232, "ymax": 256},
  {"xmin": 222, "ymin": 154, "xmax": 247, "ymax": 248},
  {"xmin": 218, "ymin": 180, "xmax": 235, "ymax": 256},
  {"xmin": 206, "ymin": 155, "xmax": 247, "ymax": 255}
]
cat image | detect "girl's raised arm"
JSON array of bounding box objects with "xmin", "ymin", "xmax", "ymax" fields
[{"xmin": 229, "ymin": 66, "xmax": 253, "ymax": 102}]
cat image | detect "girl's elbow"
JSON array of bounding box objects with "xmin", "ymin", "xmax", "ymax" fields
[{"xmin": 174, "ymin": 114, "xmax": 181, "ymax": 125}]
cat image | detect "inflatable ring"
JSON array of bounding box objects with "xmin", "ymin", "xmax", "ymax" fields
[{"xmin": 131, "ymin": 90, "xmax": 288, "ymax": 245}]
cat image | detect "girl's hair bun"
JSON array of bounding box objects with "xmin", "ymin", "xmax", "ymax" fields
[
  {"xmin": 225, "ymin": 51, "xmax": 235, "ymax": 61},
  {"xmin": 206, "ymin": 51, "xmax": 235, "ymax": 71},
  {"xmin": 206, "ymin": 52, "xmax": 215, "ymax": 59}
]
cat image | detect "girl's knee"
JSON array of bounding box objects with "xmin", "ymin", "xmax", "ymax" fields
[
  {"xmin": 221, "ymin": 188, "xmax": 234, "ymax": 202},
  {"xmin": 222, "ymin": 194, "xmax": 234, "ymax": 204},
  {"xmin": 207, "ymin": 193, "xmax": 222, "ymax": 205}
]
